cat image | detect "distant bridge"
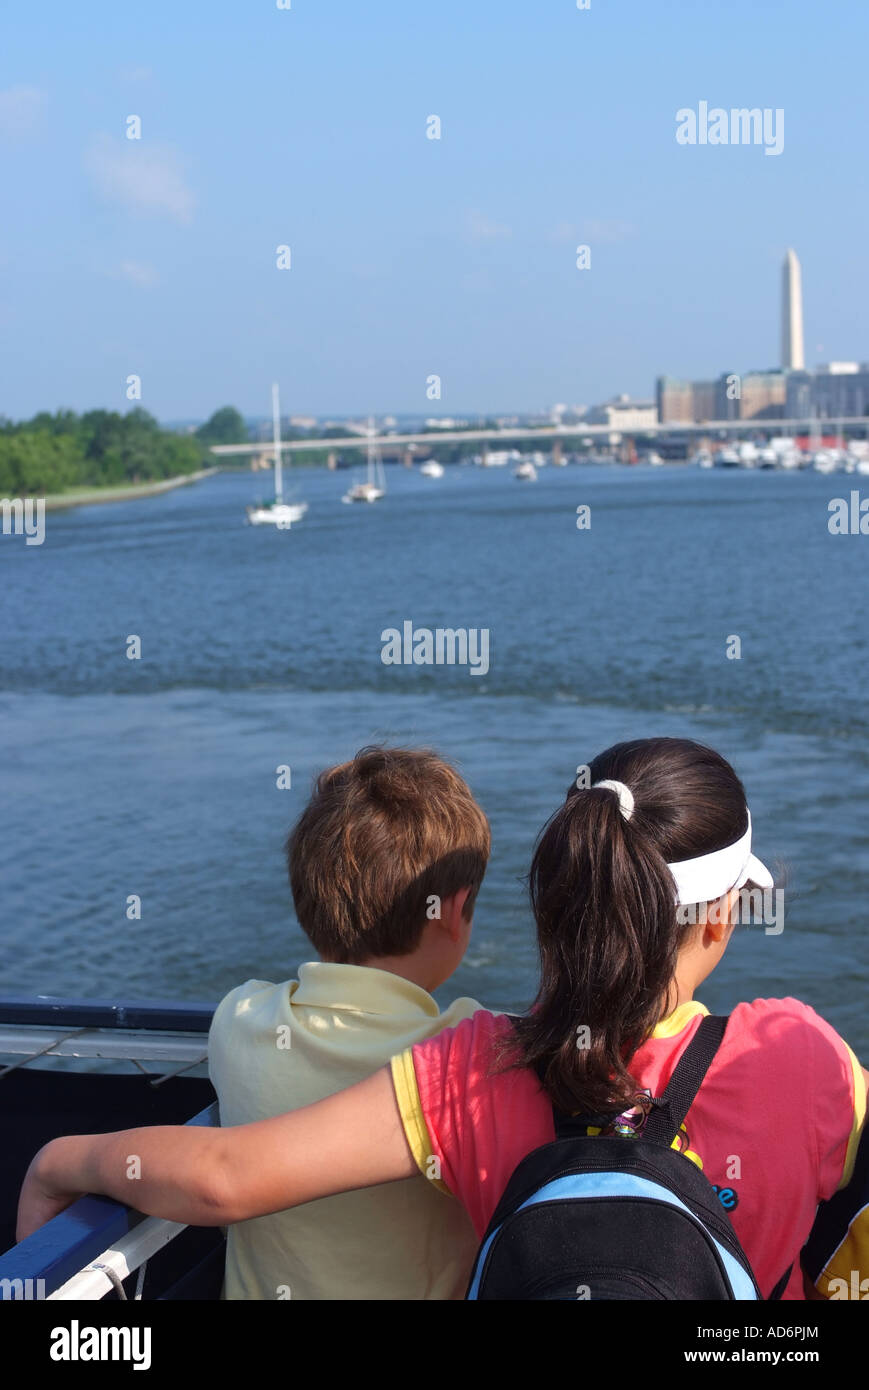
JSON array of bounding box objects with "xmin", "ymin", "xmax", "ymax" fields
[{"xmin": 211, "ymin": 417, "xmax": 869, "ymax": 458}]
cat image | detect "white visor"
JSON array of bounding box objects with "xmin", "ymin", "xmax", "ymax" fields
[{"xmin": 667, "ymin": 812, "xmax": 773, "ymax": 906}]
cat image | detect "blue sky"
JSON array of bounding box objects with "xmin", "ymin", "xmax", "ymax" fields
[{"xmin": 1, "ymin": 0, "xmax": 865, "ymax": 422}]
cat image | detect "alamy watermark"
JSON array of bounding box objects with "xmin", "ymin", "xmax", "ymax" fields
[
  {"xmin": 676, "ymin": 102, "xmax": 784, "ymax": 157},
  {"xmin": 50, "ymin": 1322, "xmax": 151, "ymax": 1370},
  {"xmin": 828, "ymin": 491, "xmax": 869, "ymax": 535},
  {"xmin": 0, "ymin": 1276, "xmax": 46, "ymax": 1299},
  {"xmin": 1, "ymin": 496, "xmax": 44, "ymax": 546},
  {"xmin": 677, "ymin": 886, "xmax": 784, "ymax": 936},
  {"xmin": 381, "ymin": 622, "xmax": 490, "ymax": 676},
  {"xmin": 827, "ymin": 1271, "xmax": 869, "ymax": 1300}
]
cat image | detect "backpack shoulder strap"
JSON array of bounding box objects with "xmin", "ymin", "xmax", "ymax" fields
[
  {"xmin": 643, "ymin": 1013, "xmax": 729, "ymax": 1148},
  {"xmin": 547, "ymin": 1013, "xmax": 729, "ymax": 1143}
]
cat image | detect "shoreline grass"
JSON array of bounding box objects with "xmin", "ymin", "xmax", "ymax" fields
[{"xmin": 42, "ymin": 467, "xmax": 220, "ymax": 512}]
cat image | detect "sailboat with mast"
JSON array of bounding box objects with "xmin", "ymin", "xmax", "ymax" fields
[
  {"xmin": 246, "ymin": 384, "xmax": 309, "ymax": 527},
  {"xmin": 342, "ymin": 417, "xmax": 386, "ymax": 503}
]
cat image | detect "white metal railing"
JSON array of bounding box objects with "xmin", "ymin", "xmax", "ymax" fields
[
  {"xmin": 48, "ymin": 1215, "xmax": 188, "ymax": 1300},
  {"xmin": 0, "ymin": 1024, "xmax": 208, "ymax": 1085}
]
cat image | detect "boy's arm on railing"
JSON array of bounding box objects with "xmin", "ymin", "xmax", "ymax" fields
[{"xmin": 18, "ymin": 1067, "xmax": 416, "ymax": 1239}]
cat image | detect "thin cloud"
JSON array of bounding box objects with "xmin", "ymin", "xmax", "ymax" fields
[
  {"xmin": 84, "ymin": 134, "xmax": 195, "ymax": 224},
  {"xmin": 552, "ymin": 218, "xmax": 636, "ymax": 244},
  {"xmin": 111, "ymin": 260, "xmax": 161, "ymax": 288},
  {"xmin": 0, "ymin": 86, "xmax": 46, "ymax": 140},
  {"xmin": 583, "ymin": 218, "xmax": 636, "ymax": 243},
  {"xmin": 467, "ymin": 209, "xmax": 512, "ymax": 242},
  {"xmin": 551, "ymin": 220, "xmax": 578, "ymax": 243}
]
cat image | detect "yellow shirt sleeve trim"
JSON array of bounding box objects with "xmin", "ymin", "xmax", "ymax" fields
[
  {"xmin": 390, "ymin": 1049, "xmax": 452, "ymax": 1196},
  {"xmin": 837, "ymin": 1043, "xmax": 867, "ymax": 1191}
]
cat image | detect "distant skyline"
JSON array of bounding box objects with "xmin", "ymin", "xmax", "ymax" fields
[{"xmin": 1, "ymin": 0, "xmax": 867, "ymax": 422}]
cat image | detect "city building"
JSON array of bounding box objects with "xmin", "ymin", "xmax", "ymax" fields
[
  {"xmin": 785, "ymin": 364, "xmax": 869, "ymax": 419},
  {"xmin": 656, "ymin": 377, "xmax": 717, "ymax": 424},
  {"xmin": 655, "ymin": 377, "xmax": 692, "ymax": 423},
  {"xmin": 585, "ymin": 395, "xmax": 658, "ymax": 430},
  {"xmin": 732, "ymin": 370, "xmax": 787, "ymax": 420}
]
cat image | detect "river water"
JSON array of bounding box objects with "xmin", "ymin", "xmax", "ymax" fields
[{"xmin": 2, "ymin": 463, "xmax": 867, "ymax": 1051}]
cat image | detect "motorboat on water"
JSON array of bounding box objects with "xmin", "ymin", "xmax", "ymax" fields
[
  {"xmin": 845, "ymin": 443, "xmax": 869, "ymax": 474},
  {"xmin": 714, "ymin": 448, "xmax": 741, "ymax": 468},
  {"xmin": 418, "ymin": 459, "xmax": 444, "ymax": 479},
  {"xmin": 246, "ymin": 385, "xmax": 308, "ymax": 528},
  {"xmin": 812, "ymin": 450, "xmax": 839, "ymax": 474},
  {"xmin": 514, "ymin": 460, "xmax": 538, "ymax": 481},
  {"xmin": 775, "ymin": 448, "xmax": 804, "ymax": 470},
  {"xmin": 737, "ymin": 442, "xmax": 758, "ymax": 468},
  {"xmin": 477, "ymin": 449, "xmax": 519, "ymax": 468}
]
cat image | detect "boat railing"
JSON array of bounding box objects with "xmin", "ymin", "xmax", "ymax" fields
[
  {"xmin": 0, "ymin": 1102, "xmax": 219, "ymax": 1301},
  {"xmin": 0, "ymin": 997, "xmax": 222, "ymax": 1300},
  {"xmin": 0, "ymin": 996, "xmax": 213, "ymax": 1083}
]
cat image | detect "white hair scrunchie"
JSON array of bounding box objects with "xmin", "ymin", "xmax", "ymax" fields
[{"xmin": 592, "ymin": 779, "xmax": 635, "ymax": 821}]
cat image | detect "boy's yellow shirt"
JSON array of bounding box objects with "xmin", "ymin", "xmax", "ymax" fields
[{"xmin": 208, "ymin": 961, "xmax": 484, "ymax": 1300}]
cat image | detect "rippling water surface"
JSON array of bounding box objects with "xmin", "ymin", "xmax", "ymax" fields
[{"xmin": 2, "ymin": 463, "xmax": 866, "ymax": 1050}]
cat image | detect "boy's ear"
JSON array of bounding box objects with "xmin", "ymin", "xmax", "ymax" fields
[{"xmin": 439, "ymin": 886, "xmax": 472, "ymax": 941}]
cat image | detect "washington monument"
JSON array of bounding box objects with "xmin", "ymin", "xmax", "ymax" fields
[{"xmin": 781, "ymin": 248, "xmax": 805, "ymax": 370}]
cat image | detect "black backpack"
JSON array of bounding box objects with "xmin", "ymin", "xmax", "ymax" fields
[{"xmin": 467, "ymin": 1015, "xmax": 789, "ymax": 1300}]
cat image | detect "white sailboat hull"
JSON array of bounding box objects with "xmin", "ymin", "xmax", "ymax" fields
[
  {"xmin": 247, "ymin": 501, "xmax": 309, "ymax": 527},
  {"xmin": 342, "ymin": 483, "xmax": 384, "ymax": 504},
  {"xmin": 343, "ymin": 421, "xmax": 387, "ymax": 502},
  {"xmin": 247, "ymin": 386, "xmax": 308, "ymax": 528}
]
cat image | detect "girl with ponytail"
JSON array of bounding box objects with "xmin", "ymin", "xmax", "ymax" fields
[
  {"xmin": 19, "ymin": 739, "xmax": 868, "ymax": 1301},
  {"xmin": 511, "ymin": 737, "xmax": 762, "ymax": 1116}
]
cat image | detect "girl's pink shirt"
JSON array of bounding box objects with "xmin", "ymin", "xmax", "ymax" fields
[{"xmin": 395, "ymin": 997, "xmax": 864, "ymax": 1300}]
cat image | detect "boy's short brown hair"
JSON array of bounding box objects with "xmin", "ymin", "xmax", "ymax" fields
[{"xmin": 287, "ymin": 746, "xmax": 490, "ymax": 963}]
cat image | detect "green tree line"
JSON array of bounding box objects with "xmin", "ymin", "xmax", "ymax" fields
[{"xmin": 0, "ymin": 406, "xmax": 249, "ymax": 496}]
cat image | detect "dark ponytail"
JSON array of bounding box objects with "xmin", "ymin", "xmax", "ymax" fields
[{"xmin": 508, "ymin": 738, "xmax": 748, "ymax": 1115}]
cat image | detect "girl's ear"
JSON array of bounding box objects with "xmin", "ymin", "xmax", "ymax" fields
[
  {"xmin": 706, "ymin": 889, "xmax": 734, "ymax": 945},
  {"xmin": 705, "ymin": 886, "xmax": 740, "ymax": 943}
]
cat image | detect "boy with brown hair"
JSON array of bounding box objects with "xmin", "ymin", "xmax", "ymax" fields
[{"xmin": 207, "ymin": 745, "xmax": 490, "ymax": 1300}]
